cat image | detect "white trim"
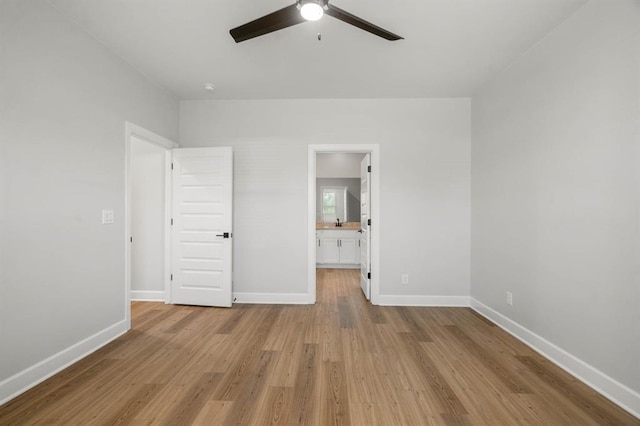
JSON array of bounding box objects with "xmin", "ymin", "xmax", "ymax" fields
[
  {"xmin": 125, "ymin": 122, "xmax": 177, "ymax": 150},
  {"xmin": 233, "ymin": 292, "xmax": 310, "ymax": 305},
  {"xmin": 124, "ymin": 122, "xmax": 178, "ymax": 317},
  {"xmin": 470, "ymin": 298, "xmax": 640, "ymax": 419},
  {"xmin": 308, "ymin": 149, "xmax": 317, "ymax": 304},
  {"xmin": 0, "ymin": 320, "xmax": 128, "ymax": 405},
  {"xmin": 377, "ymin": 295, "xmax": 470, "ymax": 307},
  {"xmin": 308, "ymin": 145, "xmax": 381, "ymax": 305},
  {"xmin": 131, "ymin": 290, "xmax": 166, "ymax": 302}
]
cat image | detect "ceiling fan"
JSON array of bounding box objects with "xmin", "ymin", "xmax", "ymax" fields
[{"xmin": 230, "ymin": 0, "xmax": 403, "ymax": 43}]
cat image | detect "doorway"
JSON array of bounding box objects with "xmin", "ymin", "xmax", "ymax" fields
[
  {"xmin": 124, "ymin": 122, "xmax": 177, "ymax": 327},
  {"xmin": 130, "ymin": 137, "xmax": 167, "ymax": 301},
  {"xmin": 307, "ymin": 144, "xmax": 380, "ymax": 305}
]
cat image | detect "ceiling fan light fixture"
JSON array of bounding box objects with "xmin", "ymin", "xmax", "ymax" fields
[
  {"xmin": 300, "ymin": 1, "xmax": 324, "ymax": 21},
  {"xmin": 229, "ymin": 0, "xmax": 403, "ymax": 43}
]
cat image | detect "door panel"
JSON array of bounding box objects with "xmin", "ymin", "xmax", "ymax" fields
[
  {"xmin": 339, "ymin": 237, "xmax": 357, "ymax": 264},
  {"xmin": 322, "ymin": 236, "xmax": 340, "ymax": 264},
  {"xmin": 171, "ymin": 147, "xmax": 233, "ymax": 307},
  {"xmin": 360, "ymin": 154, "xmax": 371, "ymax": 300}
]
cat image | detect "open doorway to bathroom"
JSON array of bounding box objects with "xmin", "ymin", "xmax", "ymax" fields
[
  {"xmin": 315, "ymin": 154, "xmax": 365, "ymax": 294},
  {"xmin": 307, "ymin": 145, "xmax": 380, "ymax": 305}
]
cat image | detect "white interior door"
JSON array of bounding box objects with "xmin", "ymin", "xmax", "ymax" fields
[
  {"xmin": 360, "ymin": 154, "xmax": 371, "ymax": 300},
  {"xmin": 170, "ymin": 147, "xmax": 233, "ymax": 307}
]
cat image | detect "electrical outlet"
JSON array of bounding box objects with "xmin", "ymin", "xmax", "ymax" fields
[
  {"xmin": 102, "ymin": 209, "xmax": 114, "ymax": 224},
  {"xmin": 401, "ymin": 274, "xmax": 409, "ymax": 285},
  {"xmin": 506, "ymin": 291, "xmax": 513, "ymax": 306}
]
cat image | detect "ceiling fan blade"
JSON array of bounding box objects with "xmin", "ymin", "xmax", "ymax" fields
[
  {"xmin": 325, "ymin": 3, "xmax": 403, "ymax": 41},
  {"xmin": 230, "ymin": 4, "xmax": 305, "ymax": 43}
]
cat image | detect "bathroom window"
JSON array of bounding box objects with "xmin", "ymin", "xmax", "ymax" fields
[{"xmin": 321, "ymin": 187, "xmax": 346, "ymax": 223}]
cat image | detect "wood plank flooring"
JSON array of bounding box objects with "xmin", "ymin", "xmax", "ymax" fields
[{"xmin": 1, "ymin": 269, "xmax": 637, "ymax": 425}]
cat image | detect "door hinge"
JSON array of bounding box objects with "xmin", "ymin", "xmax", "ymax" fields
[
  {"xmin": 130, "ymin": 236, "xmax": 133, "ymax": 243},
  {"xmin": 368, "ymin": 272, "xmax": 371, "ymax": 279},
  {"xmin": 170, "ymin": 274, "xmax": 173, "ymax": 281},
  {"xmin": 171, "ymin": 218, "xmax": 173, "ymax": 225},
  {"xmin": 367, "ymin": 219, "xmax": 371, "ymax": 226},
  {"xmin": 368, "ymin": 165, "xmax": 371, "ymax": 173},
  {"xmin": 171, "ymin": 163, "xmax": 174, "ymax": 170}
]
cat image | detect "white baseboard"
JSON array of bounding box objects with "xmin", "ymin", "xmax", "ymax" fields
[
  {"xmin": 232, "ymin": 292, "xmax": 311, "ymax": 305},
  {"xmin": 0, "ymin": 319, "xmax": 129, "ymax": 406},
  {"xmin": 470, "ymin": 298, "xmax": 640, "ymax": 419},
  {"xmin": 376, "ymin": 295, "xmax": 470, "ymax": 307},
  {"xmin": 131, "ymin": 290, "xmax": 165, "ymax": 302}
]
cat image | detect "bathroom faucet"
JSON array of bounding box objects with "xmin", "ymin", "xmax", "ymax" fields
[{"xmin": 336, "ymin": 218, "xmax": 341, "ymax": 227}]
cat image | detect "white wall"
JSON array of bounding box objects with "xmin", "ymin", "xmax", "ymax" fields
[
  {"xmin": 471, "ymin": 0, "xmax": 639, "ymax": 410},
  {"xmin": 0, "ymin": 0, "xmax": 178, "ymax": 401},
  {"xmin": 130, "ymin": 137, "xmax": 167, "ymax": 299},
  {"xmin": 180, "ymin": 98, "xmax": 471, "ymax": 300},
  {"xmin": 317, "ymin": 153, "xmax": 365, "ymax": 178}
]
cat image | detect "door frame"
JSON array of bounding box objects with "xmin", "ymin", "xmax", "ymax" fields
[
  {"xmin": 308, "ymin": 144, "xmax": 380, "ymax": 304},
  {"xmin": 124, "ymin": 122, "xmax": 178, "ymax": 328}
]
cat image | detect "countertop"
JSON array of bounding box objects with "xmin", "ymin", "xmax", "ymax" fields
[{"xmin": 316, "ymin": 222, "xmax": 360, "ymax": 230}]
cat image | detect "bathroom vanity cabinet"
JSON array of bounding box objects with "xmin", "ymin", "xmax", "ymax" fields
[{"xmin": 316, "ymin": 229, "xmax": 360, "ymax": 268}]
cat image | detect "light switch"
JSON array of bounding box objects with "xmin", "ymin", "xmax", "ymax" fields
[{"xmin": 102, "ymin": 209, "xmax": 114, "ymax": 224}]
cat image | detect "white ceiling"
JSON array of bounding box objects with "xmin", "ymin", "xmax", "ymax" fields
[{"xmin": 47, "ymin": 0, "xmax": 586, "ymax": 100}]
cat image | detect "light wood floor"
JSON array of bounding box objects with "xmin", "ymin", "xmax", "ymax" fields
[{"xmin": 1, "ymin": 269, "xmax": 637, "ymax": 425}]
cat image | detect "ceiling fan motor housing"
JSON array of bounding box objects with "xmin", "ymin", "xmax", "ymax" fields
[{"xmin": 297, "ymin": 0, "xmax": 329, "ymax": 11}]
